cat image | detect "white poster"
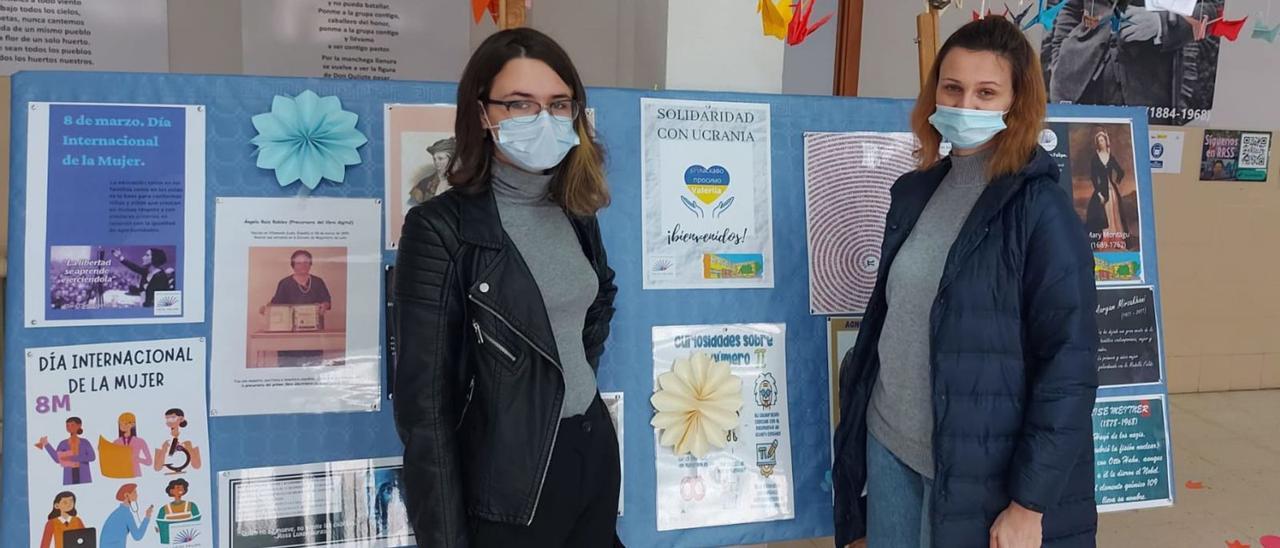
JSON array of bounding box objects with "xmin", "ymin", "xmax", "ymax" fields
[
  {"xmin": 218, "ymin": 457, "xmax": 413, "ymax": 548},
  {"xmin": 651, "ymin": 324, "xmax": 793, "ymax": 531},
  {"xmin": 25, "ymin": 338, "xmax": 212, "ymax": 548},
  {"xmin": 601, "ymin": 391, "xmax": 624, "ymax": 518},
  {"xmin": 641, "ymin": 98, "xmax": 774, "ymax": 289},
  {"xmin": 24, "ymin": 102, "xmax": 206, "ymax": 328},
  {"xmin": 240, "ymin": 0, "xmax": 468, "ymax": 82},
  {"xmin": 0, "ymin": 0, "xmax": 168, "ymax": 75},
  {"xmin": 826, "ymin": 317, "xmax": 860, "ymax": 446},
  {"xmin": 210, "ymin": 197, "xmax": 382, "ymax": 416},
  {"xmin": 1149, "ymin": 130, "xmax": 1185, "ymax": 174}
]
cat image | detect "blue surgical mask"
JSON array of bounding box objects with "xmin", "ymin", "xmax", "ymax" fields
[
  {"xmin": 488, "ymin": 110, "xmax": 580, "ymax": 172},
  {"xmin": 928, "ymin": 105, "xmax": 1008, "ymax": 149}
]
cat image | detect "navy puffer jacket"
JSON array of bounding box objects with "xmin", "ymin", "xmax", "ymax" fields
[{"xmin": 833, "ymin": 147, "xmax": 1100, "ymax": 547}]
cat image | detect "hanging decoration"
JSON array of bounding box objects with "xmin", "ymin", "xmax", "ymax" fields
[
  {"xmin": 650, "ymin": 352, "xmax": 744, "ymax": 458},
  {"xmin": 757, "ymin": 0, "xmax": 794, "ymax": 39},
  {"xmin": 786, "ymin": 0, "xmax": 834, "ymax": 45},
  {"xmin": 471, "ymin": 0, "xmax": 499, "ymax": 24},
  {"xmin": 250, "ymin": 90, "xmax": 368, "ymax": 190},
  {"xmin": 1209, "ymin": 15, "xmax": 1250, "ymax": 41},
  {"xmin": 1006, "ymin": 2, "xmax": 1035, "ymax": 27},
  {"xmin": 1023, "ymin": 0, "xmax": 1069, "ymax": 31},
  {"xmin": 1250, "ymin": 1, "xmax": 1278, "ymax": 43}
]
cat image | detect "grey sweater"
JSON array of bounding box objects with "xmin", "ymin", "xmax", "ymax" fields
[
  {"xmin": 491, "ymin": 162, "xmax": 600, "ymax": 418},
  {"xmin": 867, "ymin": 150, "xmax": 991, "ymax": 478}
]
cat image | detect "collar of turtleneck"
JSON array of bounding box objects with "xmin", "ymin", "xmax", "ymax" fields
[{"xmin": 491, "ymin": 159, "xmax": 554, "ymax": 205}]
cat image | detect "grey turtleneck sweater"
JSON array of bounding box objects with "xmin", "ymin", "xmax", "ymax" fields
[
  {"xmin": 491, "ymin": 161, "xmax": 600, "ymax": 418},
  {"xmin": 867, "ymin": 149, "xmax": 992, "ymax": 478}
]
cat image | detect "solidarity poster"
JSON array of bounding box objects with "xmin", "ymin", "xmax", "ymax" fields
[
  {"xmin": 804, "ymin": 132, "xmax": 914, "ymax": 314},
  {"xmin": 24, "ymin": 102, "xmax": 206, "ymax": 327},
  {"xmin": 1200, "ymin": 130, "xmax": 1272, "ymax": 182},
  {"xmin": 25, "ymin": 338, "xmax": 212, "ymax": 548},
  {"xmin": 1040, "ymin": 118, "xmax": 1144, "ymax": 284},
  {"xmin": 652, "ymin": 324, "xmax": 793, "ymax": 531},
  {"xmin": 218, "ymin": 458, "xmax": 413, "ymax": 548},
  {"xmin": 1095, "ymin": 287, "xmax": 1163, "ymax": 387},
  {"xmin": 210, "ymin": 198, "xmax": 382, "ymax": 416},
  {"xmin": 641, "ymin": 98, "xmax": 774, "ymax": 289},
  {"xmin": 1092, "ymin": 395, "xmax": 1174, "ymax": 512}
]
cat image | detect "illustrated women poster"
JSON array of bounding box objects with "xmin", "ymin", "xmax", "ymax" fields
[
  {"xmin": 1040, "ymin": 118, "xmax": 1145, "ymax": 284},
  {"xmin": 383, "ymin": 104, "xmax": 456, "ymax": 249},
  {"xmin": 24, "ymin": 338, "xmax": 212, "ymax": 548}
]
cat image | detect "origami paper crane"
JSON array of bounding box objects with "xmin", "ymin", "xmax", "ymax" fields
[
  {"xmin": 1005, "ymin": 1, "xmax": 1035, "ymax": 26},
  {"xmin": 1185, "ymin": 14, "xmax": 1212, "ymax": 40},
  {"xmin": 758, "ymin": 0, "xmax": 794, "ymax": 39},
  {"xmin": 973, "ymin": 9, "xmax": 995, "ymax": 20},
  {"xmin": 1209, "ymin": 15, "xmax": 1249, "ymax": 41},
  {"xmin": 471, "ymin": 0, "xmax": 499, "ymax": 24},
  {"xmin": 1251, "ymin": 19, "xmax": 1280, "ymax": 43},
  {"xmin": 787, "ymin": 0, "xmax": 834, "ymax": 45},
  {"xmin": 1023, "ymin": 0, "xmax": 1069, "ymax": 31}
]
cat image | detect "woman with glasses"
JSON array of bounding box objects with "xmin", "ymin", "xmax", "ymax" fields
[{"xmin": 393, "ymin": 28, "xmax": 618, "ymax": 548}]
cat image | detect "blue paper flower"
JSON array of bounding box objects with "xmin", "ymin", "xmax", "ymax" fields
[{"xmin": 251, "ymin": 90, "xmax": 368, "ymax": 189}]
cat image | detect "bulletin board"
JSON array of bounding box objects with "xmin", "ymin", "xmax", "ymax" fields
[{"xmin": 2, "ymin": 71, "xmax": 1170, "ymax": 547}]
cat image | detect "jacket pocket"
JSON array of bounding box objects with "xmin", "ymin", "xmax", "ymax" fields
[{"xmin": 471, "ymin": 320, "xmax": 522, "ymax": 373}]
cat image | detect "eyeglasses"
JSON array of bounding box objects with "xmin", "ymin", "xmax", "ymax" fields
[{"xmin": 482, "ymin": 98, "xmax": 580, "ymax": 124}]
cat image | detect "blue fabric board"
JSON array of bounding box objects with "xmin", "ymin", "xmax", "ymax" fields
[{"xmin": 1, "ymin": 70, "xmax": 1169, "ymax": 547}]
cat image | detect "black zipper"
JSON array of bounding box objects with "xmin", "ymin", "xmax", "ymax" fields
[{"xmin": 455, "ymin": 376, "xmax": 475, "ymax": 430}]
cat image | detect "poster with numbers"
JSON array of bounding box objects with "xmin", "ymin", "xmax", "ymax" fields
[
  {"xmin": 1200, "ymin": 130, "xmax": 1271, "ymax": 182},
  {"xmin": 1093, "ymin": 395, "xmax": 1174, "ymax": 512},
  {"xmin": 651, "ymin": 324, "xmax": 793, "ymax": 530},
  {"xmin": 25, "ymin": 338, "xmax": 212, "ymax": 548}
]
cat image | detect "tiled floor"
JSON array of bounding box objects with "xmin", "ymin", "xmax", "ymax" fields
[{"xmin": 756, "ymin": 390, "xmax": 1280, "ymax": 548}]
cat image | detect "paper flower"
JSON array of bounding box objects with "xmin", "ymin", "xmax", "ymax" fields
[
  {"xmin": 651, "ymin": 353, "xmax": 744, "ymax": 458},
  {"xmin": 251, "ymin": 90, "xmax": 368, "ymax": 190}
]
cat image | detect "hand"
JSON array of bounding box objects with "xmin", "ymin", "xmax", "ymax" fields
[
  {"xmin": 112, "ymin": 249, "xmax": 124, "ymax": 260},
  {"xmin": 181, "ymin": 441, "xmax": 195, "ymax": 451},
  {"xmin": 145, "ymin": 505, "xmax": 155, "ymax": 518},
  {"xmin": 1120, "ymin": 7, "xmax": 1161, "ymax": 43},
  {"xmin": 34, "ymin": 436, "xmax": 48, "ymax": 449},
  {"xmin": 990, "ymin": 501, "xmax": 1042, "ymax": 548}
]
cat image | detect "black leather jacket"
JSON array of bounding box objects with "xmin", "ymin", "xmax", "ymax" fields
[{"xmin": 392, "ymin": 186, "xmax": 617, "ymax": 548}]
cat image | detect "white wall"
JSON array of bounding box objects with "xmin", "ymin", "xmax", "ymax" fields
[{"xmin": 664, "ymin": 0, "xmax": 788, "ymax": 93}]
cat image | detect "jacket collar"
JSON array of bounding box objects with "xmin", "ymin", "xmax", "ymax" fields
[{"xmin": 456, "ymin": 187, "xmax": 507, "ymax": 250}]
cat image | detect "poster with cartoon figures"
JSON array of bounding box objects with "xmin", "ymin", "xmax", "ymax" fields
[
  {"xmin": 651, "ymin": 324, "xmax": 793, "ymax": 531},
  {"xmin": 24, "ymin": 338, "xmax": 212, "ymax": 548},
  {"xmin": 640, "ymin": 98, "xmax": 774, "ymax": 289}
]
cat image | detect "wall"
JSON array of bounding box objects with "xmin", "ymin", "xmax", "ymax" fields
[{"xmin": 1153, "ymin": 127, "xmax": 1280, "ymax": 393}]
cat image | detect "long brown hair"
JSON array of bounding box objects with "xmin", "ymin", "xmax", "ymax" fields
[
  {"xmin": 450, "ymin": 28, "xmax": 610, "ymax": 216},
  {"xmin": 48, "ymin": 492, "xmax": 76, "ymax": 520},
  {"xmin": 911, "ymin": 16, "xmax": 1046, "ymax": 178}
]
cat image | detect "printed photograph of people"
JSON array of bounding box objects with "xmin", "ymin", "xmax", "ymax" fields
[
  {"xmin": 33, "ymin": 416, "xmax": 96, "ymax": 486},
  {"xmin": 245, "ymin": 246, "xmax": 348, "ymax": 368},
  {"xmin": 1068, "ymin": 124, "xmax": 1140, "ymax": 252},
  {"xmin": 48, "ymin": 245, "xmax": 177, "ymax": 310},
  {"xmin": 1041, "ymin": 0, "xmax": 1226, "ymax": 126},
  {"xmin": 383, "ymin": 104, "xmax": 456, "ymax": 248}
]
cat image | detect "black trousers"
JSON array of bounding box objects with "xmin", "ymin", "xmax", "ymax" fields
[{"xmin": 471, "ymin": 397, "xmax": 622, "ymax": 547}]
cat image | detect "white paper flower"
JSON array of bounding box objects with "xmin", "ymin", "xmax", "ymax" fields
[{"xmin": 651, "ymin": 352, "xmax": 744, "ymax": 458}]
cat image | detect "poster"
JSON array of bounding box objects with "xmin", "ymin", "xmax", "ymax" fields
[
  {"xmin": 218, "ymin": 457, "xmax": 413, "ymax": 548},
  {"xmin": 1096, "ymin": 287, "xmax": 1163, "ymax": 387},
  {"xmin": 383, "ymin": 104, "xmax": 455, "ymax": 249},
  {"xmin": 240, "ymin": 0, "xmax": 468, "ymax": 82},
  {"xmin": 804, "ymin": 132, "xmax": 915, "ymax": 314},
  {"xmin": 1200, "ymin": 130, "xmax": 1272, "ymax": 182},
  {"xmin": 1040, "ymin": 118, "xmax": 1144, "ymax": 284},
  {"xmin": 24, "ymin": 102, "xmax": 206, "ymax": 327},
  {"xmin": 641, "ymin": 98, "xmax": 774, "ymax": 289},
  {"xmin": 1148, "ymin": 130, "xmax": 1184, "ymax": 174},
  {"xmin": 826, "ymin": 317, "xmax": 861, "ymax": 446},
  {"xmin": 651, "ymin": 324, "xmax": 794, "ymax": 530},
  {"xmin": 1040, "ymin": 0, "xmax": 1226, "ymax": 126},
  {"xmin": 0, "ymin": 0, "xmax": 168, "ymax": 75},
  {"xmin": 601, "ymin": 391, "xmax": 625, "ymax": 517},
  {"xmin": 1092, "ymin": 395, "xmax": 1174, "ymax": 512},
  {"xmin": 210, "ymin": 197, "xmax": 382, "ymax": 416},
  {"xmin": 25, "ymin": 338, "xmax": 212, "ymax": 548}
]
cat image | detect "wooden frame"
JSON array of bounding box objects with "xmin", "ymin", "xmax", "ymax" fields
[{"xmin": 833, "ymin": 0, "xmax": 864, "ymax": 96}]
